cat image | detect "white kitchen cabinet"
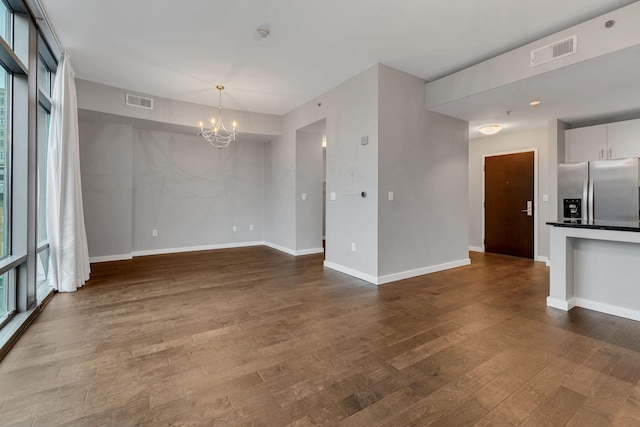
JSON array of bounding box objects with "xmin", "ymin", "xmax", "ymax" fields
[
  {"xmin": 565, "ymin": 118, "xmax": 640, "ymax": 163},
  {"xmin": 606, "ymin": 118, "xmax": 640, "ymax": 159},
  {"xmin": 565, "ymin": 124, "xmax": 607, "ymax": 163}
]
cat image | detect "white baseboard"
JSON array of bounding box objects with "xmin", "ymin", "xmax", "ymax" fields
[
  {"xmin": 468, "ymin": 246, "xmax": 484, "ymax": 253},
  {"xmin": 263, "ymin": 241, "xmax": 297, "ymax": 256},
  {"xmin": 131, "ymin": 241, "xmax": 265, "ymax": 257},
  {"xmin": 377, "ymin": 258, "xmax": 471, "ymax": 285},
  {"xmin": 263, "ymin": 242, "xmax": 324, "ymax": 257},
  {"xmin": 575, "ymin": 298, "xmax": 640, "ymax": 322},
  {"xmin": 550, "ymin": 296, "xmax": 640, "ymax": 322},
  {"xmin": 295, "ymin": 248, "xmax": 324, "ymax": 256},
  {"xmin": 323, "ymin": 261, "xmax": 378, "ymax": 285},
  {"xmin": 546, "ymin": 296, "xmax": 576, "ymax": 311},
  {"xmin": 89, "ymin": 254, "xmax": 133, "ymax": 263},
  {"xmin": 536, "ymin": 255, "xmax": 549, "ymax": 265},
  {"xmin": 92, "ymin": 241, "xmax": 319, "ymax": 263},
  {"xmin": 324, "ymin": 258, "xmax": 471, "ymax": 286}
]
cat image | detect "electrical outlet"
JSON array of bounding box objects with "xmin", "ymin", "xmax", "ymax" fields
[
  {"xmin": 152, "ymin": 229, "xmax": 158, "ymax": 237},
  {"xmin": 249, "ymin": 225, "xmax": 254, "ymax": 231},
  {"xmin": 388, "ymin": 191, "xmax": 394, "ymax": 201},
  {"xmin": 351, "ymin": 242, "xmax": 356, "ymax": 252},
  {"xmin": 232, "ymin": 226, "xmax": 237, "ymax": 232}
]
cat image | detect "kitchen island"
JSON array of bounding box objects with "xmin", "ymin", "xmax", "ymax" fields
[{"xmin": 547, "ymin": 220, "xmax": 640, "ymax": 321}]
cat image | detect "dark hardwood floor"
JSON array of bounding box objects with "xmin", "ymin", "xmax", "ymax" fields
[{"xmin": 1, "ymin": 248, "xmax": 640, "ymax": 426}]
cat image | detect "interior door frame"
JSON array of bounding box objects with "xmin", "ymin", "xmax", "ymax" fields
[{"xmin": 482, "ymin": 148, "xmax": 539, "ymax": 260}]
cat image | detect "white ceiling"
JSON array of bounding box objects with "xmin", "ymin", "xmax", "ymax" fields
[
  {"xmin": 438, "ymin": 43, "xmax": 640, "ymax": 139},
  {"xmin": 40, "ymin": 0, "xmax": 639, "ymax": 133}
]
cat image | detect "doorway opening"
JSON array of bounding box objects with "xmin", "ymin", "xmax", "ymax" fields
[
  {"xmin": 295, "ymin": 119, "xmax": 326, "ymax": 259},
  {"xmin": 483, "ymin": 150, "xmax": 537, "ymax": 259}
]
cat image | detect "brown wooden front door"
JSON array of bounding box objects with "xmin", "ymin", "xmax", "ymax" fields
[{"xmin": 484, "ymin": 151, "xmax": 534, "ymax": 259}]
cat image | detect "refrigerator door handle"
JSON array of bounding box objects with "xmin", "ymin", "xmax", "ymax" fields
[
  {"xmin": 588, "ymin": 178, "xmax": 594, "ymax": 221},
  {"xmin": 582, "ymin": 178, "xmax": 589, "ymax": 221}
]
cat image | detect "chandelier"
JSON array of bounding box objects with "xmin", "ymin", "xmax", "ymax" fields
[{"xmin": 199, "ymin": 85, "xmax": 238, "ymax": 148}]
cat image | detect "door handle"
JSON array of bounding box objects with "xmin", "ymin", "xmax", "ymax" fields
[{"xmin": 521, "ymin": 201, "xmax": 532, "ymax": 216}]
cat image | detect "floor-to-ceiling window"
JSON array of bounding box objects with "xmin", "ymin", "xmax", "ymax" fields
[
  {"xmin": 0, "ymin": 0, "xmax": 14, "ymax": 327},
  {"xmin": 0, "ymin": 0, "xmax": 59, "ymax": 352},
  {"xmin": 0, "ymin": 67, "xmax": 9, "ymax": 321}
]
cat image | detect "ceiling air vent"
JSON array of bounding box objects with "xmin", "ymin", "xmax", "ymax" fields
[
  {"xmin": 530, "ymin": 35, "xmax": 577, "ymax": 67},
  {"xmin": 126, "ymin": 93, "xmax": 154, "ymax": 110}
]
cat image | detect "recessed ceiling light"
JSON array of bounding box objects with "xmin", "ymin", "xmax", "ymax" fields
[
  {"xmin": 478, "ymin": 124, "xmax": 503, "ymax": 135},
  {"xmin": 529, "ymin": 99, "xmax": 541, "ymax": 106}
]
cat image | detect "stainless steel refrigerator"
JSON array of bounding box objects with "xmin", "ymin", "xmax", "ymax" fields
[{"xmin": 557, "ymin": 157, "xmax": 640, "ymax": 221}]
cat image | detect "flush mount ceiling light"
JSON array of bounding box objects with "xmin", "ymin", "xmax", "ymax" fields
[
  {"xmin": 198, "ymin": 85, "xmax": 238, "ymax": 149},
  {"xmin": 478, "ymin": 124, "xmax": 503, "ymax": 135},
  {"xmin": 529, "ymin": 99, "xmax": 542, "ymax": 106}
]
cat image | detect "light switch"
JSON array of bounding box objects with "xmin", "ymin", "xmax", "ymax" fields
[
  {"xmin": 388, "ymin": 191, "xmax": 394, "ymax": 201},
  {"xmin": 232, "ymin": 226, "xmax": 237, "ymax": 232},
  {"xmin": 542, "ymin": 194, "xmax": 549, "ymax": 202},
  {"xmin": 330, "ymin": 192, "xmax": 336, "ymax": 201},
  {"xmin": 302, "ymin": 193, "xmax": 307, "ymax": 201}
]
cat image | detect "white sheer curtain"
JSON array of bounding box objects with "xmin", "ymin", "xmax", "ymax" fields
[{"xmin": 46, "ymin": 53, "xmax": 91, "ymax": 292}]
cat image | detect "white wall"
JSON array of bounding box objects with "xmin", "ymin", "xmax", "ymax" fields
[
  {"xmin": 265, "ymin": 64, "xmax": 380, "ymax": 278},
  {"xmin": 295, "ymin": 130, "xmax": 323, "ymax": 252},
  {"xmin": 132, "ymin": 129, "xmax": 265, "ymax": 254},
  {"xmin": 79, "ymin": 120, "xmax": 134, "ymax": 260},
  {"xmin": 264, "ymin": 121, "xmax": 296, "ymax": 251},
  {"xmin": 267, "ymin": 64, "xmax": 470, "ymax": 283},
  {"xmin": 79, "ymin": 113, "xmax": 265, "ymax": 260},
  {"xmin": 378, "ymin": 65, "xmax": 469, "ymax": 279},
  {"xmin": 469, "ymin": 127, "xmax": 551, "ymax": 260},
  {"xmin": 548, "ymin": 119, "xmax": 567, "ymax": 234}
]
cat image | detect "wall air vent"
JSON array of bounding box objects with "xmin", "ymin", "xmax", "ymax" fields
[
  {"xmin": 530, "ymin": 35, "xmax": 577, "ymax": 67},
  {"xmin": 125, "ymin": 93, "xmax": 154, "ymax": 110}
]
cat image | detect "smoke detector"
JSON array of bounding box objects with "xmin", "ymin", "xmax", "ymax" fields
[{"xmin": 256, "ymin": 27, "xmax": 270, "ymax": 39}]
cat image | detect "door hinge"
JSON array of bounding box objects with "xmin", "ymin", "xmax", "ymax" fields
[
  {"xmin": 483, "ymin": 201, "xmax": 486, "ymax": 208},
  {"xmin": 483, "ymin": 238, "xmax": 486, "ymax": 244}
]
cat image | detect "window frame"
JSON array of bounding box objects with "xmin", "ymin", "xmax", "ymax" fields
[
  {"xmin": 0, "ymin": 0, "xmax": 60, "ymax": 348},
  {"xmin": 35, "ymin": 37, "xmax": 54, "ymax": 299}
]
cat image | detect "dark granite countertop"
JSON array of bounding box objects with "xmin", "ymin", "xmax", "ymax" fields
[{"xmin": 547, "ymin": 220, "xmax": 640, "ymax": 232}]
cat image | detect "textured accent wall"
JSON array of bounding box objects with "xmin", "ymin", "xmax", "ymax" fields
[{"xmin": 79, "ymin": 115, "xmax": 265, "ymax": 259}]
